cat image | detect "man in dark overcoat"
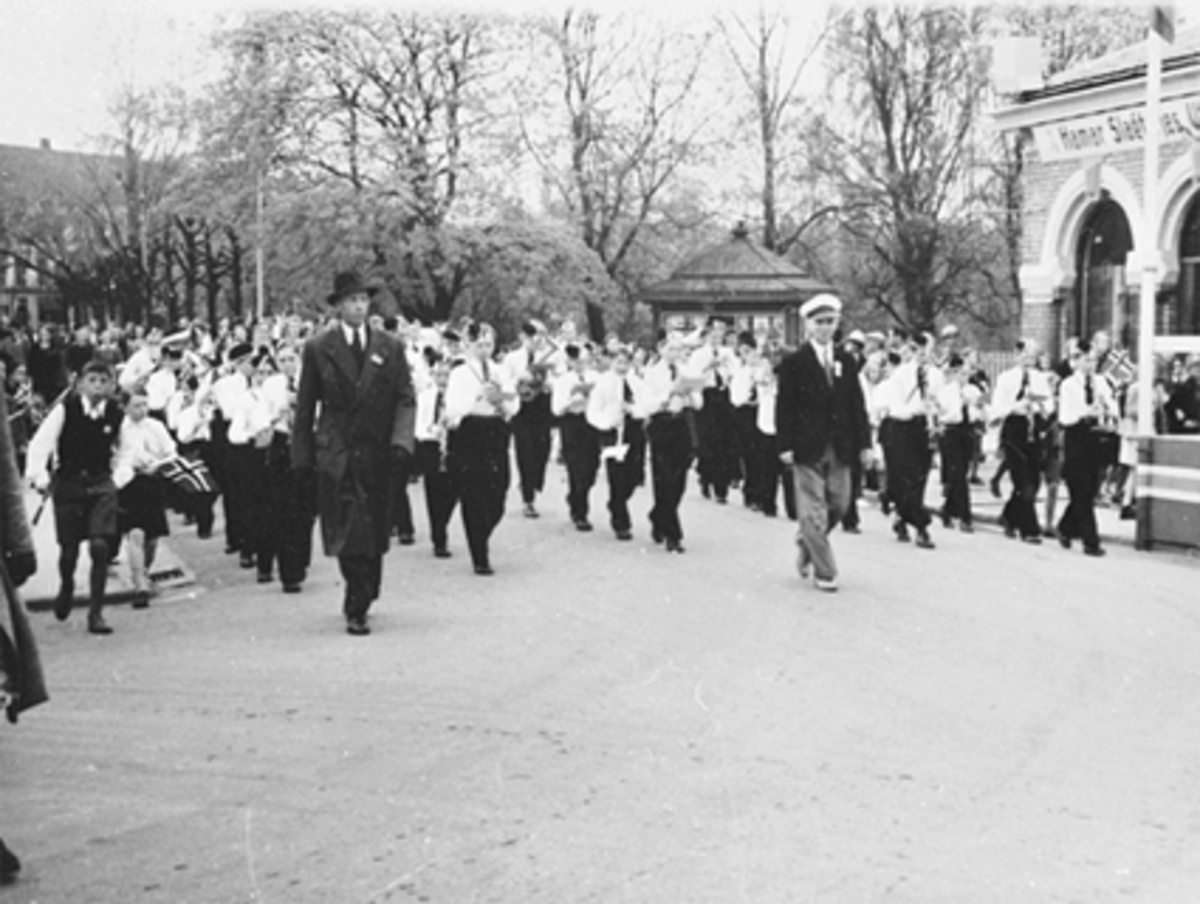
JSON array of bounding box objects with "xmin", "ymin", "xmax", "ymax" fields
[
  {"xmin": 292, "ymin": 272, "xmax": 416, "ymax": 635},
  {"xmin": 775, "ymin": 294, "xmax": 871, "ymax": 592}
]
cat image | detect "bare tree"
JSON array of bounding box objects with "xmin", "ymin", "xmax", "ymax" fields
[{"xmin": 517, "ymin": 10, "xmax": 712, "ymax": 340}]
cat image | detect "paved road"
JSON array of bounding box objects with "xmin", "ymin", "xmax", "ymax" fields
[{"xmin": 4, "ymin": 467, "xmax": 1199, "ymax": 903}]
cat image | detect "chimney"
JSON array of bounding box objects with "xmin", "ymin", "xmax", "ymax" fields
[{"xmin": 39, "ymin": 138, "xmax": 51, "ymax": 150}]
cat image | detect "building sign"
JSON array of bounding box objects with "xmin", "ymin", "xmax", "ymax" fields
[{"xmin": 1032, "ymin": 95, "xmax": 1200, "ymax": 162}]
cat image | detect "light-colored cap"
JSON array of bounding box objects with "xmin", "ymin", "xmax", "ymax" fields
[
  {"xmin": 940, "ymin": 324, "xmax": 960, "ymax": 338},
  {"xmin": 800, "ymin": 293, "xmax": 842, "ymax": 320},
  {"xmin": 845, "ymin": 329, "xmax": 867, "ymax": 346}
]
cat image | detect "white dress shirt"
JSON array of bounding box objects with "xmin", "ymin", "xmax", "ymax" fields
[
  {"xmin": 414, "ymin": 382, "xmax": 448, "ymax": 442},
  {"xmin": 640, "ymin": 359, "xmax": 704, "ymax": 415},
  {"xmin": 113, "ymin": 416, "xmax": 177, "ymax": 489},
  {"xmin": 1058, "ymin": 370, "xmax": 1116, "ymax": 427},
  {"xmin": 443, "ymin": 358, "xmax": 518, "ymax": 427},
  {"xmin": 934, "ymin": 379, "xmax": 985, "ymax": 425},
  {"xmin": 551, "ymin": 368, "xmax": 596, "ymax": 417},
  {"xmin": 991, "ymin": 365, "xmax": 1055, "ymax": 422},
  {"xmin": 586, "ymin": 370, "xmax": 645, "ymax": 432},
  {"xmin": 26, "ymin": 397, "xmax": 116, "ymax": 488},
  {"xmin": 885, "ymin": 359, "xmax": 944, "ymax": 421}
]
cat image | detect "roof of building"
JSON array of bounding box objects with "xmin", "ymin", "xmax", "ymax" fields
[
  {"xmin": 0, "ymin": 142, "xmax": 123, "ymax": 205},
  {"xmin": 641, "ymin": 222, "xmax": 834, "ymax": 307},
  {"xmin": 1026, "ymin": 24, "xmax": 1200, "ymax": 99}
]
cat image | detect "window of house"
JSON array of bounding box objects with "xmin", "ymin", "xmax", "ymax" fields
[{"xmin": 1176, "ymin": 192, "xmax": 1200, "ymax": 337}]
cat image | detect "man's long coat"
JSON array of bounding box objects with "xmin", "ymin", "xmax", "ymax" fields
[{"xmin": 292, "ymin": 325, "xmax": 416, "ymax": 558}]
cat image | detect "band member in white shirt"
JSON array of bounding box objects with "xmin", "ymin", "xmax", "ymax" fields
[
  {"xmin": 226, "ymin": 348, "xmax": 277, "ymax": 574},
  {"xmin": 505, "ymin": 321, "xmax": 555, "ymax": 519},
  {"xmin": 643, "ymin": 332, "xmax": 703, "ymax": 553},
  {"xmin": 551, "ymin": 343, "xmax": 600, "ymax": 531},
  {"xmin": 728, "ymin": 331, "xmax": 763, "ymax": 512},
  {"xmin": 933, "ymin": 353, "xmax": 984, "ymax": 532},
  {"xmin": 688, "ymin": 317, "xmax": 737, "ymax": 504},
  {"xmin": 444, "ymin": 322, "xmax": 518, "ymax": 575},
  {"xmin": 211, "ymin": 342, "xmax": 257, "ymax": 557},
  {"xmin": 260, "ymin": 343, "xmax": 314, "ymax": 592},
  {"xmin": 877, "ymin": 332, "xmax": 940, "ymax": 548},
  {"xmin": 991, "ymin": 338, "xmax": 1055, "ymax": 543},
  {"xmin": 114, "ymin": 386, "xmax": 177, "ymax": 608},
  {"xmin": 1056, "ymin": 340, "xmax": 1116, "ymax": 556},
  {"xmin": 414, "ymin": 349, "xmax": 459, "ymax": 558},
  {"xmin": 585, "ymin": 344, "xmax": 646, "ymax": 540}
]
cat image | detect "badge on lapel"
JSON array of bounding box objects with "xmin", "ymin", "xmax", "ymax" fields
[
  {"xmin": 370, "ymin": 353, "xmax": 385, "ymax": 366},
  {"xmin": 833, "ymin": 360, "xmax": 843, "ymax": 379}
]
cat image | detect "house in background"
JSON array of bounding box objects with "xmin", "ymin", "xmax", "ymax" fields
[{"xmin": 0, "ymin": 138, "xmax": 126, "ymax": 327}]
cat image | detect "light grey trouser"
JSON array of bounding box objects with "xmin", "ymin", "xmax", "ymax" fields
[{"xmin": 791, "ymin": 445, "xmax": 851, "ymax": 582}]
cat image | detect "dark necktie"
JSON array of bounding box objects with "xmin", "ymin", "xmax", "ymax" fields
[
  {"xmin": 917, "ymin": 365, "xmax": 927, "ymax": 399},
  {"xmin": 961, "ymin": 389, "xmax": 970, "ymax": 425},
  {"xmin": 623, "ymin": 379, "xmax": 633, "ymax": 405},
  {"xmin": 433, "ymin": 390, "xmax": 443, "ymax": 424},
  {"xmin": 1017, "ymin": 369, "xmax": 1029, "ymax": 400},
  {"xmin": 1085, "ymin": 375, "xmax": 1094, "ymax": 407},
  {"xmin": 351, "ymin": 329, "xmax": 365, "ymax": 373}
]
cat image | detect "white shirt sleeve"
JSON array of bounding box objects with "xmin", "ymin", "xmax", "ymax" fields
[{"xmin": 25, "ymin": 402, "xmax": 66, "ymax": 488}]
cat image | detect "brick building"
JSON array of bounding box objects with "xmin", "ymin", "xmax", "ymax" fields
[{"xmin": 994, "ymin": 26, "xmax": 1200, "ymax": 360}]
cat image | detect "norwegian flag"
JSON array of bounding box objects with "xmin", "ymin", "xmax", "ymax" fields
[
  {"xmin": 158, "ymin": 456, "xmax": 218, "ymax": 496},
  {"xmin": 1151, "ymin": 5, "xmax": 1176, "ymax": 44},
  {"xmin": 1101, "ymin": 350, "xmax": 1136, "ymax": 385}
]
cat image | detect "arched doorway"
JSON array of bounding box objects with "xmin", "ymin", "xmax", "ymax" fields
[
  {"xmin": 1073, "ymin": 197, "xmax": 1134, "ymax": 347},
  {"xmin": 1175, "ymin": 192, "xmax": 1200, "ymax": 336}
]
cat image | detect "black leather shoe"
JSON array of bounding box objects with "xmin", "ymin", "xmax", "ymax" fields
[
  {"xmin": 1022, "ymin": 535, "xmax": 1043, "ymax": 545},
  {"xmin": 53, "ymin": 588, "xmax": 74, "ymax": 622},
  {"xmin": 130, "ymin": 591, "xmax": 150, "ymax": 610},
  {"xmin": 666, "ymin": 539, "xmax": 686, "ymax": 554},
  {"xmin": 0, "ymin": 838, "xmax": 21, "ymax": 883},
  {"xmin": 256, "ymin": 572, "xmax": 273, "ymax": 584},
  {"xmin": 398, "ymin": 534, "xmax": 415, "ymax": 546},
  {"xmin": 523, "ymin": 503, "xmax": 539, "ymax": 519},
  {"xmin": 346, "ymin": 617, "xmax": 370, "ymax": 636},
  {"xmin": 574, "ymin": 519, "xmax": 593, "ymax": 532},
  {"xmin": 434, "ymin": 547, "xmax": 452, "ymax": 559},
  {"xmin": 239, "ymin": 553, "xmax": 255, "ymax": 569},
  {"xmin": 282, "ymin": 583, "xmax": 302, "ymax": 594},
  {"xmin": 960, "ymin": 522, "xmax": 975, "ymax": 534},
  {"xmin": 915, "ymin": 529, "xmax": 935, "ymax": 550},
  {"xmin": 1058, "ymin": 533, "xmax": 1072, "ymax": 550},
  {"xmin": 474, "ymin": 565, "xmax": 494, "ymax": 576},
  {"xmin": 87, "ymin": 613, "xmax": 113, "ymax": 636},
  {"xmin": 651, "ymin": 526, "xmax": 664, "ymax": 544},
  {"xmin": 615, "ymin": 529, "xmax": 633, "ymax": 541},
  {"xmin": 1084, "ymin": 545, "xmax": 1106, "ymax": 557},
  {"xmin": 894, "ymin": 523, "xmax": 910, "ymax": 543},
  {"xmin": 843, "ymin": 523, "xmax": 861, "ymax": 534}
]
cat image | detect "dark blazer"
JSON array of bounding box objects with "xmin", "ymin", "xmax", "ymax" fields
[
  {"xmin": 0, "ymin": 387, "xmax": 46, "ymax": 722},
  {"xmin": 775, "ymin": 341, "xmax": 870, "ymax": 467},
  {"xmin": 292, "ymin": 324, "xmax": 416, "ymax": 558}
]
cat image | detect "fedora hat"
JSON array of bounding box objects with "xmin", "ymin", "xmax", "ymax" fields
[{"xmin": 327, "ymin": 271, "xmax": 380, "ymax": 305}]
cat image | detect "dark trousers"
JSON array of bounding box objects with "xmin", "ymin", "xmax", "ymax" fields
[
  {"xmin": 391, "ymin": 455, "xmax": 415, "ymax": 538},
  {"xmin": 226, "ymin": 442, "xmax": 268, "ymax": 560},
  {"xmin": 757, "ymin": 435, "xmax": 796, "ymax": 519},
  {"xmin": 262, "ymin": 434, "xmax": 314, "ymax": 585},
  {"xmin": 1001, "ymin": 416, "xmax": 1042, "ymax": 539},
  {"xmin": 450, "ymin": 416, "xmax": 510, "ymax": 570},
  {"xmin": 559, "ymin": 413, "xmax": 599, "ymax": 522},
  {"xmin": 510, "ymin": 395, "xmax": 552, "ymax": 504},
  {"xmin": 648, "ymin": 413, "xmax": 693, "ymax": 542},
  {"xmin": 416, "ymin": 439, "xmax": 459, "ymax": 551},
  {"xmin": 1059, "ymin": 424, "xmax": 1102, "ymax": 549},
  {"xmin": 732, "ymin": 405, "xmax": 763, "ymax": 507},
  {"xmin": 211, "ymin": 416, "xmax": 245, "ymax": 552},
  {"xmin": 939, "ymin": 423, "xmax": 973, "ymax": 524},
  {"xmin": 889, "ymin": 418, "xmax": 932, "ymax": 529},
  {"xmin": 339, "ymin": 554, "xmax": 382, "ymax": 620},
  {"xmin": 598, "ymin": 419, "xmax": 646, "ymax": 533},
  {"xmin": 843, "ymin": 449, "xmax": 863, "ymax": 529},
  {"xmin": 696, "ymin": 388, "xmax": 735, "ymax": 498}
]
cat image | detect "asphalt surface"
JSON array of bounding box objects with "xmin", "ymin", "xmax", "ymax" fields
[{"xmin": 3, "ymin": 464, "xmax": 1199, "ymax": 903}]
